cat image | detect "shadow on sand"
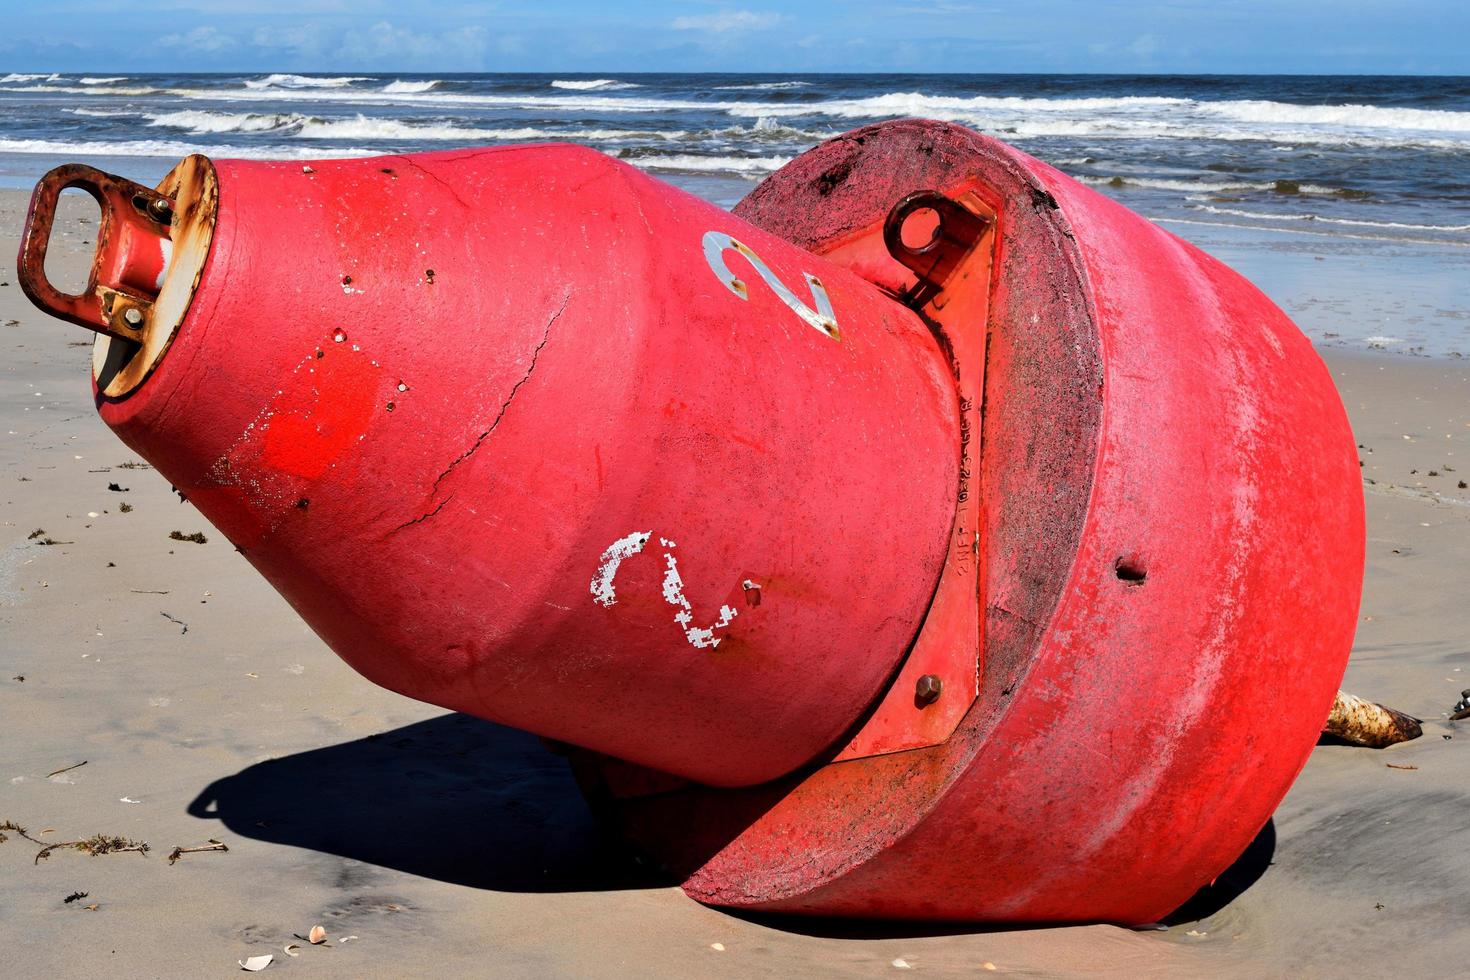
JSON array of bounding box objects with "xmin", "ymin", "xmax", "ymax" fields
[
  {"xmin": 187, "ymin": 712, "xmax": 650, "ymax": 892},
  {"xmin": 188, "ymin": 712, "xmax": 1275, "ymax": 932}
]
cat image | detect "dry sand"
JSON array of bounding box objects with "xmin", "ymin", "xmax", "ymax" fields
[{"xmin": 2, "ymin": 188, "xmax": 1468, "ymax": 978}]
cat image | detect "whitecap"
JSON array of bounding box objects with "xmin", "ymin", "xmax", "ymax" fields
[
  {"xmin": 143, "ymin": 109, "xmax": 307, "ymax": 134},
  {"xmin": 0, "ymin": 84, "xmax": 162, "ymax": 96},
  {"xmin": 67, "ymin": 108, "xmax": 141, "ymax": 118},
  {"xmin": 551, "ymin": 78, "xmax": 638, "ymax": 91},
  {"xmin": 0, "ymin": 136, "xmax": 379, "ymax": 160},
  {"xmin": 1198, "ymin": 99, "xmax": 1470, "ymax": 134},
  {"xmin": 1191, "ymin": 204, "xmax": 1470, "ymax": 233},
  {"xmin": 714, "ymin": 81, "xmax": 811, "ymax": 91},
  {"xmin": 295, "ymin": 114, "xmax": 494, "ymax": 141},
  {"xmin": 383, "ymin": 79, "xmax": 440, "ymax": 94},
  {"xmin": 244, "ymin": 73, "xmax": 372, "ymax": 90},
  {"xmin": 617, "ymin": 152, "xmax": 791, "ymax": 175}
]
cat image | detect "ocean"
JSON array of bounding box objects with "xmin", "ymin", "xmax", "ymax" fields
[{"xmin": 2, "ymin": 71, "xmax": 1467, "ymax": 351}]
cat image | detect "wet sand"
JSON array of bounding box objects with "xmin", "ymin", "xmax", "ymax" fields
[{"xmin": 3, "ymin": 188, "xmax": 1469, "ymax": 977}]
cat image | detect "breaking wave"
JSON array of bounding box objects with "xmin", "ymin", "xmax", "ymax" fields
[
  {"xmin": 726, "ymin": 92, "xmax": 1193, "ymax": 118},
  {"xmin": 143, "ymin": 109, "xmax": 306, "ymax": 134},
  {"xmin": 295, "ymin": 115, "xmax": 500, "ymax": 141},
  {"xmin": 153, "ymin": 85, "xmax": 715, "ymax": 114},
  {"xmin": 1198, "ymin": 99, "xmax": 1470, "ymax": 133},
  {"xmin": 77, "ymin": 76, "xmax": 126, "ymax": 85},
  {"xmin": 714, "ymin": 117, "xmax": 833, "ymax": 141},
  {"xmin": 0, "ymin": 84, "xmax": 162, "ymax": 96},
  {"xmin": 551, "ymin": 78, "xmax": 637, "ymax": 90},
  {"xmin": 1081, "ymin": 175, "xmax": 1361, "ymax": 196},
  {"xmin": 0, "ymin": 134, "xmax": 786, "ymax": 180},
  {"xmin": 382, "ymin": 79, "xmax": 441, "ymax": 94},
  {"xmin": 713, "ymin": 80, "xmax": 811, "ymax": 91},
  {"xmin": 67, "ymin": 108, "xmax": 137, "ymax": 118},
  {"xmin": 617, "ymin": 151, "xmax": 790, "ymax": 175},
  {"xmin": 75, "ymin": 107, "xmax": 690, "ymax": 144},
  {"xmin": 714, "ymin": 92, "xmax": 1470, "ymax": 147},
  {"xmin": 0, "ymin": 136, "xmax": 378, "ymax": 159},
  {"xmin": 244, "ymin": 73, "xmax": 371, "ymax": 90}
]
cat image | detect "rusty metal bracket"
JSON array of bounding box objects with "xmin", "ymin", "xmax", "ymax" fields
[
  {"xmin": 17, "ymin": 163, "xmax": 174, "ymax": 340},
  {"xmin": 883, "ymin": 190, "xmax": 990, "ymax": 309},
  {"xmin": 829, "ymin": 186, "xmax": 997, "ymax": 762}
]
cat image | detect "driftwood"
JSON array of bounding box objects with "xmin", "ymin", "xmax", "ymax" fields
[{"xmin": 1323, "ymin": 691, "xmax": 1422, "ymax": 748}]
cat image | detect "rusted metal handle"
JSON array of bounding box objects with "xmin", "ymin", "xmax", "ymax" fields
[
  {"xmin": 17, "ymin": 163, "xmax": 174, "ymax": 338},
  {"xmin": 883, "ymin": 190, "xmax": 989, "ymax": 306}
]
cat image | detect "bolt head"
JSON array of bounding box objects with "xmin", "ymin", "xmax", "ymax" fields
[
  {"xmin": 122, "ymin": 307, "xmax": 143, "ymax": 327},
  {"xmin": 915, "ymin": 674, "xmax": 943, "ymax": 704}
]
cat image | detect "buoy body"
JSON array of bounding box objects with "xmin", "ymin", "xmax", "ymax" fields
[
  {"xmin": 16, "ymin": 119, "xmax": 1364, "ymax": 922},
  {"xmin": 82, "ymin": 145, "xmax": 961, "ymax": 789}
]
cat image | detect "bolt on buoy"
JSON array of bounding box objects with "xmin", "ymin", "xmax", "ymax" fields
[{"xmin": 915, "ymin": 674, "xmax": 943, "ymax": 704}]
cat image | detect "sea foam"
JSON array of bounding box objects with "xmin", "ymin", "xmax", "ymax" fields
[
  {"xmin": 295, "ymin": 115, "xmax": 497, "ymax": 141},
  {"xmin": 618, "ymin": 152, "xmax": 791, "ymax": 175},
  {"xmin": 0, "ymin": 136, "xmax": 377, "ymax": 159},
  {"xmin": 1192, "ymin": 204, "xmax": 1470, "ymax": 233},
  {"xmin": 129, "ymin": 108, "xmax": 679, "ymax": 143}
]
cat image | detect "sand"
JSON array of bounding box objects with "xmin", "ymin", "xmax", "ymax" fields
[{"xmin": 2, "ymin": 187, "xmax": 1468, "ymax": 978}]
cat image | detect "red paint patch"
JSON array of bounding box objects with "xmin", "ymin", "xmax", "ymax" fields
[
  {"xmin": 211, "ymin": 347, "xmax": 382, "ymax": 532},
  {"xmin": 258, "ymin": 351, "xmax": 379, "ymax": 480}
]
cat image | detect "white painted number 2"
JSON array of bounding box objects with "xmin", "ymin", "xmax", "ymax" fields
[
  {"xmin": 591, "ymin": 531, "xmax": 741, "ymax": 651},
  {"xmin": 702, "ymin": 230, "xmax": 840, "ymax": 340}
]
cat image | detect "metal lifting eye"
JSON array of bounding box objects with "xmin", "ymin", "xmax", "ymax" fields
[
  {"xmin": 896, "ymin": 205, "xmax": 943, "ymax": 253},
  {"xmin": 882, "ymin": 190, "xmax": 988, "ymax": 305},
  {"xmin": 17, "ymin": 163, "xmax": 176, "ymax": 341}
]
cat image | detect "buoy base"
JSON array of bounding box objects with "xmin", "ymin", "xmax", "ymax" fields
[{"xmin": 574, "ymin": 119, "xmax": 1363, "ymax": 923}]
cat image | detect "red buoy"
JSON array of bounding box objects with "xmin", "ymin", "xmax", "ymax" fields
[{"xmin": 16, "ymin": 119, "xmax": 1363, "ymax": 923}]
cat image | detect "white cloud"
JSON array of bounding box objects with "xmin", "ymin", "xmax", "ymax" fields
[
  {"xmin": 337, "ymin": 20, "xmax": 490, "ymax": 67},
  {"xmin": 251, "ymin": 24, "xmax": 330, "ymax": 59},
  {"xmin": 157, "ymin": 25, "xmax": 238, "ymax": 53},
  {"xmin": 671, "ymin": 10, "xmax": 782, "ymax": 33}
]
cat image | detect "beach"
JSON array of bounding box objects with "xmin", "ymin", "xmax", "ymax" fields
[{"xmin": 2, "ymin": 179, "xmax": 1469, "ymax": 977}]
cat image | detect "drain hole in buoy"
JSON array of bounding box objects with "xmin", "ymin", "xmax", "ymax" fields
[{"xmin": 1115, "ymin": 555, "xmax": 1147, "ymax": 584}]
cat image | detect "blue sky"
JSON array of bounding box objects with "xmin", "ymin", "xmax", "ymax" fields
[{"xmin": 1, "ymin": 1, "xmax": 1465, "ymax": 75}]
